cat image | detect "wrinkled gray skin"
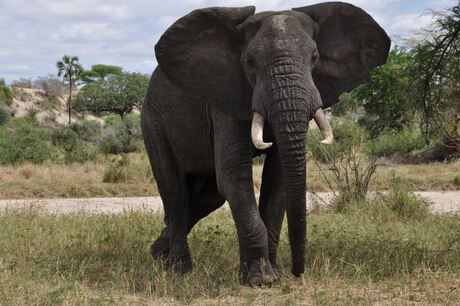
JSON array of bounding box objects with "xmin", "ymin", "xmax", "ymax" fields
[{"xmin": 141, "ymin": 2, "xmax": 390, "ymax": 286}]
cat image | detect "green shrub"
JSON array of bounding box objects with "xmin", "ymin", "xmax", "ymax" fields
[
  {"xmin": 308, "ymin": 119, "xmax": 367, "ymax": 163},
  {"xmin": 52, "ymin": 123, "xmax": 99, "ymax": 164},
  {"xmin": 37, "ymin": 97, "xmax": 60, "ymax": 110},
  {"xmin": 99, "ymin": 114, "xmax": 143, "ymax": 154},
  {"xmin": 378, "ymin": 174, "xmax": 430, "ymax": 221},
  {"xmin": 0, "ymin": 107, "xmax": 10, "ymax": 125},
  {"xmin": 0, "ymin": 84, "xmax": 13, "ymax": 106},
  {"xmin": 103, "ymin": 154, "xmax": 135, "ymax": 183},
  {"xmin": 0, "ymin": 117, "xmax": 57, "ymax": 165},
  {"xmin": 453, "ymin": 175, "xmax": 460, "ymax": 187},
  {"xmin": 69, "ymin": 120, "xmax": 101, "ymax": 142},
  {"xmin": 366, "ymin": 128, "xmax": 425, "ymax": 157}
]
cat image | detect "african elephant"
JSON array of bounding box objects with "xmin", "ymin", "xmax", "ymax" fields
[{"xmin": 141, "ymin": 2, "xmax": 390, "ymax": 286}]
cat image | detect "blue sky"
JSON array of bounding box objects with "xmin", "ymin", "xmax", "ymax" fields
[{"xmin": 0, "ymin": 0, "xmax": 457, "ymax": 83}]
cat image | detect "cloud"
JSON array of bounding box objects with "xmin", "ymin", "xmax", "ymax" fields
[
  {"xmin": 0, "ymin": 0, "xmax": 456, "ymax": 82},
  {"xmin": 52, "ymin": 23, "xmax": 123, "ymax": 43}
]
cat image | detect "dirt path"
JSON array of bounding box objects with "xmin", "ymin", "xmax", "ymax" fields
[{"xmin": 0, "ymin": 191, "xmax": 459, "ymax": 214}]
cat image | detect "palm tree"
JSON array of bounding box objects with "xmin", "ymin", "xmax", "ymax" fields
[{"xmin": 56, "ymin": 55, "xmax": 83, "ymax": 124}]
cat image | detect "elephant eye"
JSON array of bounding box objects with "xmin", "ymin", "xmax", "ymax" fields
[
  {"xmin": 245, "ymin": 56, "xmax": 256, "ymax": 68},
  {"xmin": 311, "ymin": 52, "xmax": 319, "ymax": 65}
]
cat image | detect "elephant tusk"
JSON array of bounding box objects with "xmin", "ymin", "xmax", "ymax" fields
[
  {"xmin": 251, "ymin": 112, "xmax": 273, "ymax": 150},
  {"xmin": 313, "ymin": 108, "xmax": 334, "ymax": 145}
]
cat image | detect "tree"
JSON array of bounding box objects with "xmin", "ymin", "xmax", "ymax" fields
[
  {"xmin": 80, "ymin": 64, "xmax": 123, "ymax": 84},
  {"xmin": 56, "ymin": 55, "xmax": 83, "ymax": 124},
  {"xmin": 73, "ymin": 72, "xmax": 149, "ymax": 120},
  {"xmin": 332, "ymin": 47, "xmax": 413, "ymax": 136},
  {"xmin": 408, "ymin": 2, "xmax": 460, "ymax": 159}
]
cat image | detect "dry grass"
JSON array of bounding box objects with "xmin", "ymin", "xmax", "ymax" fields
[
  {"xmin": 0, "ymin": 206, "xmax": 459, "ymax": 305},
  {"xmin": 0, "ymin": 153, "xmax": 459, "ymax": 199}
]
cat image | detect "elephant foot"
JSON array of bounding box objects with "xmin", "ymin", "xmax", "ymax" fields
[
  {"xmin": 169, "ymin": 254, "xmax": 193, "ymax": 274},
  {"xmin": 150, "ymin": 229, "xmax": 169, "ymax": 260},
  {"xmin": 243, "ymin": 259, "xmax": 279, "ymax": 287}
]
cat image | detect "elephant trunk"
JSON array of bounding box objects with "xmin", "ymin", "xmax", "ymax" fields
[{"xmin": 270, "ymin": 104, "xmax": 308, "ymax": 276}]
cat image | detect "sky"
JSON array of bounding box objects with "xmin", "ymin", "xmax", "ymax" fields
[{"xmin": 0, "ymin": 0, "xmax": 457, "ymax": 83}]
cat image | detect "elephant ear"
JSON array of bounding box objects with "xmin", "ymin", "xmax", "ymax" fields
[
  {"xmin": 155, "ymin": 6, "xmax": 255, "ymax": 120},
  {"xmin": 293, "ymin": 2, "xmax": 391, "ymax": 108}
]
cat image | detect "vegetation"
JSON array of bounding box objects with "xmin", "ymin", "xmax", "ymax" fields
[
  {"xmin": 34, "ymin": 75, "xmax": 65, "ymax": 98},
  {"xmin": 80, "ymin": 64, "xmax": 123, "ymax": 84},
  {"xmin": 73, "ymin": 72, "xmax": 149, "ymax": 120},
  {"xmin": 0, "ymin": 202, "xmax": 458, "ymax": 305},
  {"xmin": 56, "ymin": 55, "xmax": 83, "ymax": 124},
  {"xmin": 0, "ymin": 114, "xmax": 144, "ymax": 166},
  {"xmin": 0, "ymin": 83, "xmax": 13, "ymax": 106},
  {"xmin": 0, "ymin": 107, "xmax": 10, "ymax": 126},
  {"xmin": 0, "ymin": 117, "xmax": 58, "ymax": 165}
]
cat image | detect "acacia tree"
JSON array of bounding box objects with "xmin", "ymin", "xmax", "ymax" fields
[
  {"xmin": 79, "ymin": 64, "xmax": 123, "ymax": 84},
  {"xmin": 408, "ymin": 2, "xmax": 460, "ymax": 158},
  {"xmin": 56, "ymin": 55, "xmax": 83, "ymax": 124},
  {"xmin": 73, "ymin": 72, "xmax": 148, "ymax": 120}
]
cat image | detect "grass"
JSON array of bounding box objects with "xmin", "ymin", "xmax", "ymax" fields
[
  {"xmin": 1, "ymin": 153, "xmax": 459, "ymax": 199},
  {"xmin": 0, "ymin": 204, "xmax": 459, "ymax": 305}
]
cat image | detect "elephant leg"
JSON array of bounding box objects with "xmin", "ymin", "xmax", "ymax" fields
[
  {"xmin": 144, "ymin": 127, "xmax": 191, "ymax": 273},
  {"xmin": 259, "ymin": 147, "xmax": 285, "ymax": 272},
  {"xmin": 151, "ymin": 176, "xmax": 225, "ymax": 259},
  {"xmin": 213, "ymin": 111, "xmax": 277, "ymax": 286},
  {"xmin": 187, "ymin": 176, "xmax": 226, "ymax": 230}
]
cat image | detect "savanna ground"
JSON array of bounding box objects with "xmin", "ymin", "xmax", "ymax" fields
[
  {"xmin": 0, "ymin": 152, "xmax": 460, "ymax": 305},
  {"xmin": 1, "ymin": 152, "xmax": 460, "ymax": 199},
  {"xmin": 1, "ymin": 200, "xmax": 459, "ymax": 305}
]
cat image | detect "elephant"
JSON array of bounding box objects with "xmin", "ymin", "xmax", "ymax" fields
[{"xmin": 141, "ymin": 2, "xmax": 390, "ymax": 286}]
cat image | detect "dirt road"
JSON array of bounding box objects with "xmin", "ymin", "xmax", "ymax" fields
[{"xmin": 0, "ymin": 191, "xmax": 458, "ymax": 214}]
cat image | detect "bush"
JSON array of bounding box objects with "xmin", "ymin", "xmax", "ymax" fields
[
  {"xmin": 0, "ymin": 107, "xmax": 10, "ymax": 125},
  {"xmin": 366, "ymin": 128, "xmax": 425, "ymax": 157},
  {"xmin": 51, "ymin": 122, "xmax": 100, "ymax": 163},
  {"xmin": 11, "ymin": 78, "xmax": 33, "ymax": 88},
  {"xmin": 377, "ymin": 174, "xmax": 430, "ymax": 221},
  {"xmin": 103, "ymin": 154, "xmax": 136, "ymax": 183},
  {"xmin": 34, "ymin": 75, "xmax": 65, "ymax": 97},
  {"xmin": 69, "ymin": 120, "xmax": 101, "ymax": 142},
  {"xmin": 0, "ymin": 117, "xmax": 57, "ymax": 165},
  {"xmin": 99, "ymin": 114, "xmax": 143, "ymax": 154},
  {"xmin": 308, "ymin": 119, "xmax": 367, "ymax": 163},
  {"xmin": 0, "ymin": 84, "xmax": 13, "ymax": 106},
  {"xmin": 37, "ymin": 96, "xmax": 61, "ymax": 111}
]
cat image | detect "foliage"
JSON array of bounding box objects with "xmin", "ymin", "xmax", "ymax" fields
[
  {"xmin": 80, "ymin": 64, "xmax": 123, "ymax": 84},
  {"xmin": 408, "ymin": 3, "xmax": 460, "ymax": 143},
  {"xmin": 376, "ymin": 174, "xmax": 431, "ymax": 221},
  {"xmin": 0, "ymin": 117, "xmax": 57, "ymax": 165},
  {"xmin": 37, "ymin": 96, "xmax": 61, "ymax": 110},
  {"xmin": 103, "ymin": 154, "xmax": 137, "ymax": 183},
  {"xmin": 307, "ymin": 119, "xmax": 367, "ymax": 163},
  {"xmin": 0, "ymin": 107, "xmax": 10, "ymax": 125},
  {"xmin": 366, "ymin": 127, "xmax": 426, "ymax": 157},
  {"xmin": 99, "ymin": 114, "xmax": 144, "ymax": 154},
  {"xmin": 334, "ymin": 48, "xmax": 413, "ymax": 136},
  {"xmin": 51, "ymin": 120, "xmax": 100, "ymax": 163},
  {"xmin": 0, "ymin": 84, "xmax": 13, "ymax": 106},
  {"xmin": 73, "ymin": 72, "xmax": 149, "ymax": 119},
  {"xmin": 0, "ymin": 78, "xmax": 5, "ymax": 86},
  {"xmin": 56, "ymin": 55, "xmax": 84, "ymax": 124},
  {"xmin": 34, "ymin": 75, "xmax": 65, "ymax": 97}
]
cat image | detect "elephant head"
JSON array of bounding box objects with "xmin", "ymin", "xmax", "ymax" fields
[{"xmin": 155, "ymin": 3, "xmax": 390, "ymax": 276}]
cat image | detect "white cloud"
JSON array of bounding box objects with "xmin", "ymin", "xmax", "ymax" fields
[
  {"xmin": 0, "ymin": 0, "xmax": 456, "ymax": 82},
  {"xmin": 52, "ymin": 23, "xmax": 123, "ymax": 43}
]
